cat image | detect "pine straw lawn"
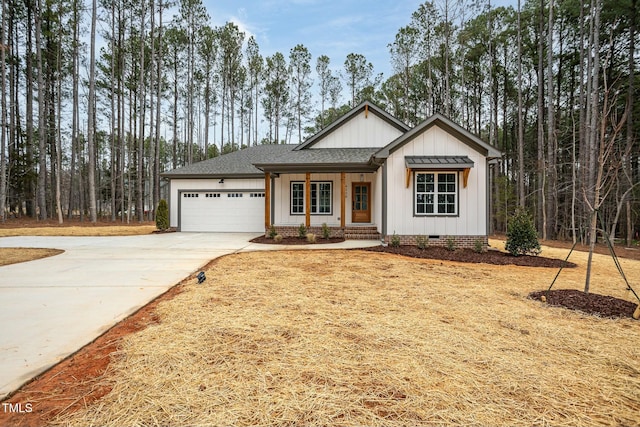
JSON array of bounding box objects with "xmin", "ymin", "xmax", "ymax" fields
[{"xmin": 54, "ymin": 245, "xmax": 640, "ymax": 427}]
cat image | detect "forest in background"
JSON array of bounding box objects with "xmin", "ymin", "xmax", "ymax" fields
[{"xmin": 0, "ymin": 0, "xmax": 638, "ymax": 246}]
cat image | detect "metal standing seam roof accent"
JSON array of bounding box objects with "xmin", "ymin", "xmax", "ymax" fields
[{"xmin": 405, "ymin": 155, "xmax": 475, "ymax": 169}]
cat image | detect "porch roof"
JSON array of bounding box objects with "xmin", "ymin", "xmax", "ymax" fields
[
  {"xmin": 405, "ymin": 155, "xmax": 474, "ymax": 169},
  {"xmin": 253, "ymin": 147, "xmax": 380, "ymax": 173}
]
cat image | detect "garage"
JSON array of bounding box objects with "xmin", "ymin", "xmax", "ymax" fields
[{"xmin": 179, "ymin": 191, "xmax": 265, "ymax": 232}]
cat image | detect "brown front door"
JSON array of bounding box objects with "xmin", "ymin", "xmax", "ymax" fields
[{"xmin": 352, "ymin": 182, "xmax": 371, "ymax": 223}]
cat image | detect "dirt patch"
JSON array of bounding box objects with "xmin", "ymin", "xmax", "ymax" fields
[
  {"xmin": 0, "ymin": 248, "xmax": 64, "ymax": 267},
  {"xmin": 529, "ymin": 289, "xmax": 638, "ymax": 319},
  {"xmin": 250, "ymin": 235, "xmax": 346, "ymax": 245},
  {"xmin": 365, "ymin": 245, "xmax": 577, "ymax": 268}
]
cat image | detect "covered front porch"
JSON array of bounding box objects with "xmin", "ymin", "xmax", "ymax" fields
[{"xmin": 263, "ymin": 170, "xmax": 381, "ymax": 239}]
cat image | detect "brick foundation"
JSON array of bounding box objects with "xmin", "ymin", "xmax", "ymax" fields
[
  {"xmin": 266, "ymin": 226, "xmax": 345, "ymax": 239},
  {"xmin": 383, "ymin": 234, "xmax": 488, "ymax": 250}
]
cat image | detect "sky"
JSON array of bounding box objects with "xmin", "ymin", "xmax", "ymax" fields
[{"xmin": 200, "ymin": 0, "xmax": 518, "ymax": 84}]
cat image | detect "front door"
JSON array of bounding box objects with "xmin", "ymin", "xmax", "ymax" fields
[{"xmin": 352, "ymin": 182, "xmax": 371, "ymax": 223}]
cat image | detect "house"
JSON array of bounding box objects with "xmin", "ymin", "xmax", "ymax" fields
[{"xmin": 161, "ymin": 102, "xmax": 502, "ymax": 248}]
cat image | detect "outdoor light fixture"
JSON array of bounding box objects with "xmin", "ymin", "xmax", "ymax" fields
[
  {"xmin": 218, "ymin": 179, "xmax": 225, "ymax": 184},
  {"xmin": 197, "ymin": 271, "xmax": 206, "ymax": 284}
]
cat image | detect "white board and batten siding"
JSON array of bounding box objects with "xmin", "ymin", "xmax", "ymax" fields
[
  {"xmin": 308, "ymin": 111, "xmax": 405, "ymax": 149},
  {"xmin": 272, "ymin": 172, "xmax": 379, "ymax": 227},
  {"xmin": 385, "ymin": 125, "xmax": 488, "ymax": 237},
  {"xmin": 169, "ymin": 178, "xmax": 265, "ymax": 232}
]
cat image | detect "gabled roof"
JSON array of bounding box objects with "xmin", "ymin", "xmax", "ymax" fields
[
  {"xmin": 161, "ymin": 144, "xmax": 296, "ymax": 179},
  {"xmin": 294, "ymin": 101, "xmax": 410, "ymax": 151},
  {"xmin": 375, "ymin": 113, "xmax": 502, "ymax": 160}
]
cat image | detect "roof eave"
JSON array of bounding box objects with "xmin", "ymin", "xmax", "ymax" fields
[
  {"xmin": 254, "ymin": 162, "xmax": 379, "ymax": 173},
  {"xmin": 160, "ymin": 172, "xmax": 265, "ymax": 179}
]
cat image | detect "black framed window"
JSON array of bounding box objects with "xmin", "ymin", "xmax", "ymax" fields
[
  {"xmin": 290, "ymin": 181, "xmax": 333, "ymax": 215},
  {"xmin": 415, "ymin": 172, "xmax": 457, "ymax": 215}
]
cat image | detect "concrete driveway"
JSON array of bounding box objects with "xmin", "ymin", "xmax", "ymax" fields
[{"xmin": 0, "ymin": 232, "xmax": 262, "ymax": 399}]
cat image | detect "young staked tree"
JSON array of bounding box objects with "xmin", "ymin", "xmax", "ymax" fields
[{"xmin": 289, "ymin": 44, "xmax": 313, "ymax": 143}]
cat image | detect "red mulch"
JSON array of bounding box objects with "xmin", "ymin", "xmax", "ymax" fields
[
  {"xmin": 250, "ymin": 236, "xmax": 346, "ymax": 245},
  {"xmin": 529, "ymin": 289, "xmax": 639, "ymax": 319},
  {"xmin": 364, "ymin": 245, "xmax": 577, "ymax": 268}
]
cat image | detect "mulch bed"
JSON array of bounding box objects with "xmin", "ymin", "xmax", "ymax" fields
[
  {"xmin": 529, "ymin": 289, "xmax": 639, "ymax": 319},
  {"xmin": 364, "ymin": 245, "xmax": 577, "ymax": 268},
  {"xmin": 250, "ymin": 236, "xmax": 345, "ymax": 245}
]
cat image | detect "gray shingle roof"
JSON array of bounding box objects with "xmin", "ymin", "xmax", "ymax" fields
[
  {"xmin": 161, "ymin": 144, "xmax": 296, "ymax": 178},
  {"xmin": 254, "ymin": 147, "xmax": 379, "ymax": 172}
]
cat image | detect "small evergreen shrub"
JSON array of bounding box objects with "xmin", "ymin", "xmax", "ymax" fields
[
  {"xmin": 274, "ymin": 234, "xmax": 283, "ymax": 243},
  {"xmin": 155, "ymin": 199, "xmax": 169, "ymax": 231},
  {"xmin": 416, "ymin": 235, "xmax": 429, "ymax": 250},
  {"xmin": 268, "ymin": 225, "xmax": 277, "ymax": 239},
  {"xmin": 298, "ymin": 223, "xmax": 307, "ymax": 238},
  {"xmin": 473, "ymin": 238, "xmax": 485, "ymax": 253},
  {"xmin": 445, "ymin": 236, "xmax": 456, "ymax": 251},
  {"xmin": 505, "ymin": 209, "xmax": 541, "ymax": 256},
  {"xmin": 321, "ymin": 223, "xmax": 331, "ymax": 239},
  {"xmin": 390, "ymin": 232, "xmax": 400, "ymax": 247},
  {"xmin": 306, "ymin": 233, "xmax": 316, "ymax": 243}
]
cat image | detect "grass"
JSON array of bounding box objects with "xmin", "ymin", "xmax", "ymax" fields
[
  {"xmin": 0, "ymin": 247, "xmax": 64, "ymax": 266},
  {"xmin": 56, "ymin": 245, "xmax": 640, "ymax": 427}
]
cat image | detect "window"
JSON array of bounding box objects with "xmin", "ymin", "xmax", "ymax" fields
[
  {"xmin": 290, "ymin": 181, "xmax": 333, "ymax": 215},
  {"xmin": 415, "ymin": 172, "xmax": 457, "ymax": 215},
  {"xmin": 291, "ymin": 183, "xmax": 304, "ymax": 214}
]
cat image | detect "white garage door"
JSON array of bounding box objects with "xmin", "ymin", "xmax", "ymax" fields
[{"xmin": 180, "ymin": 191, "xmax": 265, "ymax": 232}]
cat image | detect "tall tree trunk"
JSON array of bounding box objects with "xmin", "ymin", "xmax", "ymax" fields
[
  {"xmin": 87, "ymin": 0, "xmax": 98, "ymax": 222},
  {"xmin": 25, "ymin": 0, "xmax": 35, "ymax": 217},
  {"xmin": 0, "ymin": 0, "xmax": 7, "ymax": 221},
  {"xmin": 35, "ymin": 0, "xmax": 47, "ymax": 220},
  {"xmin": 68, "ymin": 0, "xmax": 80, "ymax": 219},
  {"xmin": 537, "ymin": 0, "xmax": 546, "ymax": 239},
  {"xmin": 154, "ymin": 0, "xmax": 163, "ymax": 211},
  {"xmin": 110, "ymin": 0, "xmax": 117, "ymax": 221},
  {"xmin": 546, "ymin": 0, "xmax": 556, "ymax": 239},
  {"xmin": 517, "ymin": 0, "xmax": 525, "ymax": 209},
  {"xmin": 137, "ymin": 0, "xmax": 146, "ymax": 222},
  {"xmin": 55, "ymin": 7, "xmax": 63, "ymax": 223},
  {"xmin": 625, "ymin": 0, "xmax": 636, "ymax": 246},
  {"xmin": 148, "ymin": 0, "xmax": 155, "ymax": 221}
]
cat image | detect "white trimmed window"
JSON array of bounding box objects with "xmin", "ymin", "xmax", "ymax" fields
[
  {"xmin": 290, "ymin": 181, "xmax": 333, "ymax": 215},
  {"xmin": 415, "ymin": 172, "xmax": 458, "ymax": 215}
]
